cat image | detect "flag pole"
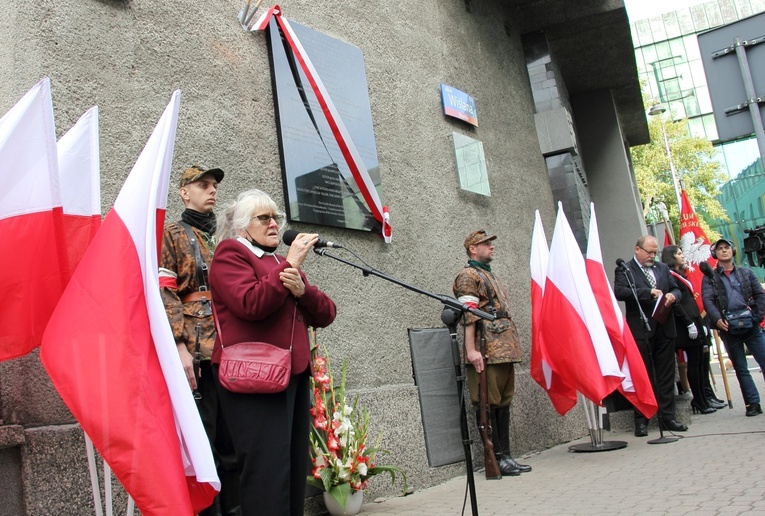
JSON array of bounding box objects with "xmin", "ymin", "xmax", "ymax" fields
[
  {"xmin": 712, "ymin": 330, "xmax": 734, "ymax": 408},
  {"xmin": 569, "ymin": 395, "xmax": 627, "ymax": 452}
]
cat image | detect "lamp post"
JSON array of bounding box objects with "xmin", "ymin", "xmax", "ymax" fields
[{"xmin": 648, "ymin": 104, "xmax": 683, "ymax": 211}]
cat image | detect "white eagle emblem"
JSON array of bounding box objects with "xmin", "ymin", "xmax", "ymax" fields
[{"xmin": 680, "ymin": 231, "xmax": 712, "ymax": 272}]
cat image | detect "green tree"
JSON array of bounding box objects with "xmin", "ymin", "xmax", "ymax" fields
[{"xmin": 630, "ymin": 114, "xmax": 729, "ymax": 240}]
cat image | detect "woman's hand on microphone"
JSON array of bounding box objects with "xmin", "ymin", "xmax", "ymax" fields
[{"xmin": 285, "ymin": 233, "xmax": 318, "ymax": 268}]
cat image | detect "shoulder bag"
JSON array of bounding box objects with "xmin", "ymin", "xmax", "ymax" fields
[{"xmin": 213, "ymin": 303, "xmax": 296, "ymax": 394}]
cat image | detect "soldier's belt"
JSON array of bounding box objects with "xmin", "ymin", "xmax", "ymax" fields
[{"xmin": 182, "ymin": 291, "xmax": 212, "ymax": 303}]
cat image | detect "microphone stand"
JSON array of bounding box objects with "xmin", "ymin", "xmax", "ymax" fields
[
  {"xmin": 314, "ymin": 248, "xmax": 495, "ymax": 516},
  {"xmin": 621, "ymin": 264, "xmax": 678, "ymax": 445}
]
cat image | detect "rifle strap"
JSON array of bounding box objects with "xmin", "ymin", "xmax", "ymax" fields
[
  {"xmin": 472, "ymin": 267, "xmax": 509, "ymax": 320},
  {"xmin": 178, "ymin": 221, "xmax": 210, "ymax": 292}
]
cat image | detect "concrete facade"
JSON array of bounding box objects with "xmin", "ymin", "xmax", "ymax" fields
[{"xmin": 0, "ymin": 0, "xmax": 648, "ymax": 513}]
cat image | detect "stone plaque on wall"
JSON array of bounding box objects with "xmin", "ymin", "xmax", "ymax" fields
[{"xmin": 267, "ymin": 18, "xmax": 382, "ymax": 233}]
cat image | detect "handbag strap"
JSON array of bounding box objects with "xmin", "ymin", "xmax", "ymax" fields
[{"xmin": 213, "ymin": 300, "xmax": 297, "ymax": 352}]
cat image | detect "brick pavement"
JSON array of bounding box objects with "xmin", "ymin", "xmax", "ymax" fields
[{"xmin": 361, "ymin": 369, "xmax": 765, "ymax": 515}]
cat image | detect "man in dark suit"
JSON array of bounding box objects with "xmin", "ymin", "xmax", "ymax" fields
[{"xmin": 614, "ymin": 235, "xmax": 687, "ymax": 436}]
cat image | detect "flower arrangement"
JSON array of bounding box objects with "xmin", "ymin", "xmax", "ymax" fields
[{"xmin": 307, "ymin": 348, "xmax": 407, "ymax": 512}]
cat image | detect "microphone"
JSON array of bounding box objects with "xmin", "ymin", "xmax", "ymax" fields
[
  {"xmin": 699, "ymin": 261, "xmax": 714, "ymax": 278},
  {"xmin": 616, "ymin": 258, "xmax": 626, "ymax": 269},
  {"xmin": 282, "ymin": 229, "xmax": 344, "ymax": 249}
]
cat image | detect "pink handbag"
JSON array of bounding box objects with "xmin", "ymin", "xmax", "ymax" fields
[{"xmin": 214, "ymin": 304, "xmax": 295, "ymax": 394}]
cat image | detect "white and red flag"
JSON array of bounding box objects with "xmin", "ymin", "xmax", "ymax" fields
[
  {"xmin": 58, "ymin": 105, "xmax": 102, "ymax": 273},
  {"xmin": 585, "ymin": 204, "xmax": 657, "ymax": 419},
  {"xmin": 539, "ymin": 203, "xmax": 623, "ymax": 405},
  {"xmin": 530, "ymin": 210, "xmax": 577, "ymax": 415},
  {"xmin": 678, "ymin": 189, "xmax": 714, "ymax": 313},
  {"xmin": 41, "ymin": 91, "xmax": 219, "ymax": 515},
  {"xmin": 0, "ymin": 78, "xmax": 69, "ymax": 361}
]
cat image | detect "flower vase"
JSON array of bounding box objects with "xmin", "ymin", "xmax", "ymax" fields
[{"xmin": 323, "ymin": 490, "xmax": 364, "ymax": 516}]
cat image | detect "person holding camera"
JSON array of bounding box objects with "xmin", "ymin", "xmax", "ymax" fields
[{"xmin": 701, "ymin": 238, "xmax": 765, "ymax": 417}]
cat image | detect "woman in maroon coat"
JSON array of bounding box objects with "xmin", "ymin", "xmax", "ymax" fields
[{"xmin": 209, "ymin": 189, "xmax": 336, "ymax": 516}]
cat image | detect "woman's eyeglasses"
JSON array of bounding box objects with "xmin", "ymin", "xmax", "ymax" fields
[{"xmin": 252, "ymin": 214, "xmax": 283, "ymax": 225}]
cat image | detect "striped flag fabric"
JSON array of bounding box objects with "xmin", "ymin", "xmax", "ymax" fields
[
  {"xmin": 41, "ymin": 91, "xmax": 219, "ymax": 515},
  {"xmin": 0, "ymin": 78, "xmax": 69, "ymax": 361},
  {"xmin": 538, "ymin": 203, "xmax": 623, "ymax": 405},
  {"xmin": 530, "ymin": 210, "xmax": 577, "ymax": 414},
  {"xmin": 585, "ymin": 203, "xmax": 657, "ymax": 419}
]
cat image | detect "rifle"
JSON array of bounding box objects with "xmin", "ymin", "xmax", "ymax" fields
[
  {"xmin": 192, "ymin": 323, "xmax": 202, "ymax": 400},
  {"xmin": 476, "ymin": 320, "xmax": 502, "ymax": 480}
]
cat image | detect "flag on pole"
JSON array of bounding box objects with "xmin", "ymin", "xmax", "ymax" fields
[
  {"xmin": 41, "ymin": 91, "xmax": 219, "ymax": 515},
  {"xmin": 530, "ymin": 210, "xmax": 577, "ymax": 415},
  {"xmin": 0, "ymin": 78, "xmax": 69, "ymax": 361},
  {"xmin": 539, "ymin": 203, "xmax": 623, "ymax": 405},
  {"xmin": 58, "ymin": 106, "xmax": 102, "ymax": 273},
  {"xmin": 585, "ymin": 204, "xmax": 658, "ymax": 419},
  {"xmin": 678, "ymin": 189, "xmax": 713, "ymax": 313}
]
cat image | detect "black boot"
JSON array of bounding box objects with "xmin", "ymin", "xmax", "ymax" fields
[
  {"xmin": 475, "ymin": 408, "xmax": 515, "ymax": 476},
  {"xmin": 745, "ymin": 402, "xmax": 763, "ymax": 417},
  {"xmin": 495, "ymin": 406, "xmax": 532, "ymax": 473}
]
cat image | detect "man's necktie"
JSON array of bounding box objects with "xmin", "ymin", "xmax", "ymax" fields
[{"xmin": 642, "ymin": 267, "xmax": 657, "ymax": 289}]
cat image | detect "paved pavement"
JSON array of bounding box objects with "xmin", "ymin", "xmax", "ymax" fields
[{"xmin": 361, "ymin": 367, "xmax": 765, "ymax": 515}]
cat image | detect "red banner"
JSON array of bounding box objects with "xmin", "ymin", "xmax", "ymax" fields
[{"xmin": 678, "ymin": 190, "xmax": 715, "ymax": 313}]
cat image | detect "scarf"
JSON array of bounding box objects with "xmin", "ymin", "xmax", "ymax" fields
[
  {"xmin": 181, "ymin": 209, "xmax": 217, "ymax": 236},
  {"xmin": 468, "ymin": 259, "xmax": 491, "ymax": 272}
]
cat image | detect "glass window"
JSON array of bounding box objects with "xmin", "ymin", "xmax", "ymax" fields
[
  {"xmin": 675, "ymin": 62, "xmax": 693, "ymax": 92},
  {"xmin": 655, "ymin": 40, "xmax": 672, "ymax": 60},
  {"xmin": 663, "ymin": 12, "xmax": 682, "ymax": 39},
  {"xmin": 696, "ymin": 86, "xmax": 713, "ymax": 114},
  {"xmin": 689, "ymin": 59, "xmax": 707, "ymax": 88},
  {"xmin": 635, "ymin": 19, "xmax": 653, "ymax": 46},
  {"xmin": 688, "ymin": 117, "xmax": 706, "ymax": 139},
  {"xmin": 684, "ymin": 35, "xmax": 701, "ymax": 61},
  {"xmin": 634, "ymin": 49, "xmax": 646, "ymax": 74},
  {"xmin": 670, "ymin": 99, "xmax": 687, "ymax": 120},
  {"xmin": 650, "ymin": 16, "xmax": 668, "ymax": 42},
  {"xmin": 684, "ymin": 93, "xmax": 701, "ymax": 117},
  {"xmin": 703, "ymin": 114, "xmax": 719, "ymax": 141},
  {"xmin": 669, "ymin": 38, "xmax": 687, "ymax": 61},
  {"xmin": 642, "ymin": 44, "xmax": 658, "ymax": 68}
]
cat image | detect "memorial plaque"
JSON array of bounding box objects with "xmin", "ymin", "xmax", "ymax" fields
[
  {"xmin": 267, "ymin": 18, "xmax": 383, "ymax": 233},
  {"xmin": 452, "ymin": 132, "xmax": 490, "ymax": 196}
]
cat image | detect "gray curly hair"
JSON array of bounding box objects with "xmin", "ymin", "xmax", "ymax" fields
[{"xmin": 216, "ymin": 189, "xmax": 285, "ymax": 241}]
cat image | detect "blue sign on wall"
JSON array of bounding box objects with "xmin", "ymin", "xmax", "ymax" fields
[{"xmin": 440, "ymin": 84, "xmax": 477, "ymax": 126}]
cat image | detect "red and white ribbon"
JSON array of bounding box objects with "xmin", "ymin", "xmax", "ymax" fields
[{"xmin": 255, "ymin": 6, "xmax": 392, "ymax": 243}]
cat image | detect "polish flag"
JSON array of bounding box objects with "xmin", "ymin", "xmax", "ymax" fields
[
  {"xmin": 530, "ymin": 210, "xmax": 577, "ymax": 415},
  {"xmin": 678, "ymin": 189, "xmax": 714, "ymax": 313},
  {"xmin": 0, "ymin": 78, "xmax": 69, "ymax": 361},
  {"xmin": 58, "ymin": 106, "xmax": 102, "ymax": 273},
  {"xmin": 585, "ymin": 204, "xmax": 657, "ymax": 419},
  {"xmin": 539, "ymin": 203, "xmax": 623, "ymax": 404},
  {"xmin": 41, "ymin": 91, "xmax": 219, "ymax": 515}
]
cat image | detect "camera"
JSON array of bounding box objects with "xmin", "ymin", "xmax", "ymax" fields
[{"xmin": 743, "ymin": 225, "xmax": 765, "ymax": 267}]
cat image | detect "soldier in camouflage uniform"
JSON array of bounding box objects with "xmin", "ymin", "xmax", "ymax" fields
[
  {"xmin": 453, "ymin": 230, "xmax": 531, "ymax": 477},
  {"xmin": 159, "ymin": 165, "xmax": 240, "ymax": 516}
]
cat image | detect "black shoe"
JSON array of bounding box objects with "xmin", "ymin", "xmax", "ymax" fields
[
  {"xmin": 691, "ymin": 401, "xmax": 716, "ymax": 414},
  {"xmin": 663, "ymin": 419, "xmax": 688, "ymax": 432},
  {"xmin": 496, "ymin": 455, "xmax": 521, "ymax": 477},
  {"xmin": 706, "ymin": 390, "xmax": 725, "ymax": 404},
  {"xmin": 745, "ymin": 403, "xmax": 763, "ymax": 417},
  {"xmin": 707, "ymin": 398, "xmax": 727, "ymax": 409},
  {"xmin": 501, "ymin": 454, "xmax": 531, "ymax": 473},
  {"xmin": 634, "ymin": 422, "xmax": 648, "ymax": 437}
]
